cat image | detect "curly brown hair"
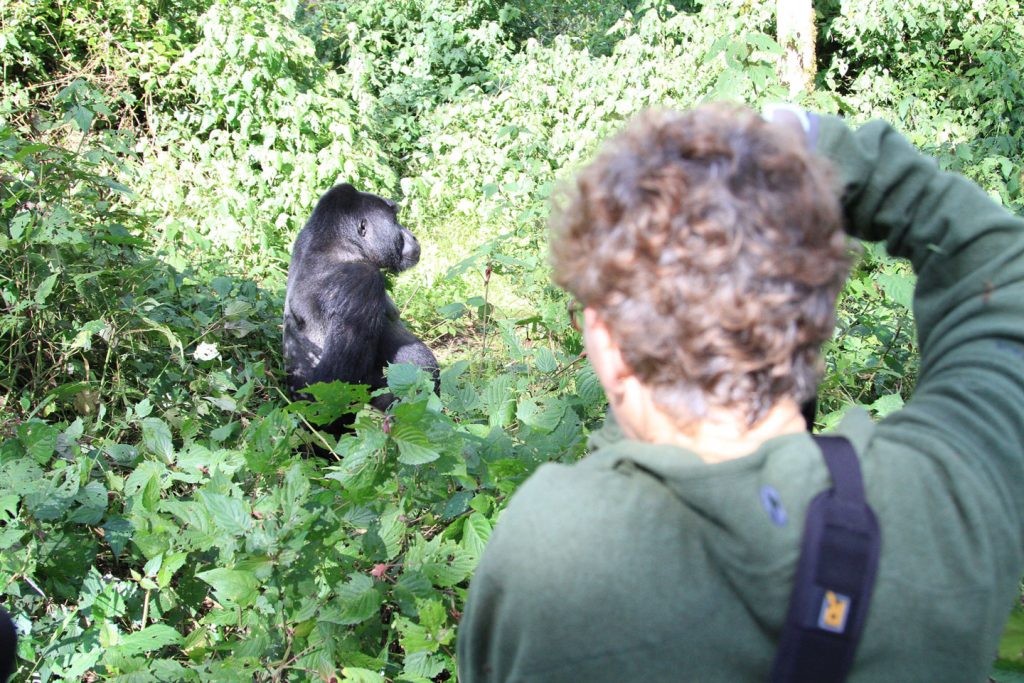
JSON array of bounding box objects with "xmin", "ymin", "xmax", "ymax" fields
[{"xmin": 551, "ymin": 104, "xmax": 851, "ymax": 426}]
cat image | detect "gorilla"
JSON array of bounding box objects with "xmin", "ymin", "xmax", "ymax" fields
[{"xmin": 283, "ymin": 184, "xmax": 439, "ymax": 427}]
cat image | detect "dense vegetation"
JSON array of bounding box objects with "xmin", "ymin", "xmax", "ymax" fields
[{"xmin": 1, "ymin": 0, "xmax": 1023, "ymax": 680}]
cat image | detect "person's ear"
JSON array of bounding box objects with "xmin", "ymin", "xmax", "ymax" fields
[
  {"xmin": 583, "ymin": 308, "xmax": 631, "ymax": 395},
  {"xmin": 583, "ymin": 308, "xmax": 653, "ymax": 441}
]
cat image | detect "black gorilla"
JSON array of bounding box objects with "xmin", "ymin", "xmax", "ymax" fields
[{"xmin": 283, "ymin": 184, "xmax": 438, "ymax": 424}]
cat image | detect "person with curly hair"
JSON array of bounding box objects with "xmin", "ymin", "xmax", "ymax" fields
[{"xmin": 457, "ymin": 104, "xmax": 1024, "ymax": 681}]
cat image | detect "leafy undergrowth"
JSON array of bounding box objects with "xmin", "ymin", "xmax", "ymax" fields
[{"xmin": 3, "ymin": 362, "xmax": 602, "ymax": 682}]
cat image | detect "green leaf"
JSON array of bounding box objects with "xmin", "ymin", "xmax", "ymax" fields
[
  {"xmin": 111, "ymin": 624, "xmax": 182, "ymax": 657},
  {"xmin": 869, "ymin": 393, "xmax": 904, "ymax": 418},
  {"xmin": 517, "ymin": 397, "xmax": 566, "ymax": 433},
  {"xmin": 387, "ymin": 411, "xmax": 440, "ymax": 464},
  {"xmin": 18, "ymin": 420, "xmax": 59, "ymax": 465},
  {"xmin": 24, "ymin": 469, "xmax": 78, "ymax": 520},
  {"xmin": 158, "ymin": 552, "xmax": 189, "ymax": 589},
  {"xmin": 453, "ymin": 384, "xmax": 482, "ymax": 412},
  {"xmin": 210, "ymin": 422, "xmax": 235, "ymax": 442},
  {"xmin": 442, "ymin": 491, "xmax": 473, "ymax": 519},
  {"xmin": 141, "ymin": 317, "xmax": 185, "ymax": 366},
  {"xmin": 69, "ymin": 105, "xmax": 95, "ymax": 132},
  {"xmin": 990, "ymin": 667, "xmax": 1024, "ymax": 681},
  {"xmin": 63, "ymin": 649, "xmax": 102, "ymax": 679},
  {"xmin": 340, "ymin": 669, "xmax": 385, "ymax": 683},
  {"xmin": 205, "ymin": 395, "xmax": 237, "ymax": 412},
  {"xmin": 483, "ymin": 375, "xmax": 515, "ymax": 428},
  {"xmin": 998, "ymin": 607, "xmax": 1024, "ymax": 666},
  {"xmin": 746, "ymin": 31, "xmax": 784, "ymax": 55},
  {"xmin": 461, "ymin": 512, "xmax": 491, "ymax": 559},
  {"xmin": 327, "ymin": 574, "xmax": 382, "ymax": 625},
  {"xmin": 278, "ymin": 464, "xmax": 310, "ymax": 519},
  {"xmin": 575, "ymin": 366, "xmax": 605, "ymax": 406},
  {"xmin": 391, "ymin": 420, "xmax": 441, "ymax": 465},
  {"xmin": 134, "ymin": 398, "xmax": 153, "ymax": 419},
  {"xmin": 8, "ymin": 212, "xmax": 30, "ymax": 241},
  {"xmin": 877, "ymin": 271, "xmax": 915, "ymax": 310},
  {"xmin": 142, "ymin": 472, "xmax": 163, "ymax": 511},
  {"xmin": 93, "ymin": 586, "xmax": 128, "ymax": 621},
  {"xmin": 68, "ymin": 481, "xmax": 107, "ymax": 524},
  {"xmin": 397, "ymin": 616, "xmax": 440, "ymax": 655},
  {"xmin": 200, "ymin": 491, "xmax": 252, "ymax": 535},
  {"xmin": 412, "ymin": 537, "xmax": 475, "ymax": 587},
  {"xmin": 103, "ymin": 517, "xmax": 133, "ymax": 558},
  {"xmin": 70, "ymin": 321, "xmax": 106, "ymax": 352},
  {"xmin": 33, "ymin": 272, "xmax": 59, "ymax": 305},
  {"xmin": 499, "ymin": 322, "xmax": 525, "ymax": 360},
  {"xmin": 403, "ymin": 650, "xmax": 446, "ymax": 679},
  {"xmin": 326, "ymin": 430, "xmax": 386, "ymax": 492},
  {"xmin": 534, "ymin": 347, "xmax": 558, "ymax": 373},
  {"xmin": 141, "ymin": 417, "xmax": 175, "ymax": 463},
  {"xmin": 97, "ymin": 175, "xmax": 134, "ymax": 196},
  {"xmin": 438, "ymin": 302, "xmax": 467, "ymax": 319},
  {"xmin": 289, "ymin": 381, "xmax": 370, "ymax": 425},
  {"xmin": 373, "ymin": 507, "xmax": 405, "ymax": 562},
  {"xmin": 417, "ymin": 598, "xmax": 447, "ymax": 634},
  {"xmin": 387, "ymin": 362, "xmax": 429, "ymax": 395},
  {"xmin": 197, "ymin": 568, "xmax": 259, "ymax": 607}
]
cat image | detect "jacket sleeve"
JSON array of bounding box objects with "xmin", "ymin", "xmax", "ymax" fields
[{"xmin": 816, "ymin": 117, "xmax": 1024, "ymax": 533}]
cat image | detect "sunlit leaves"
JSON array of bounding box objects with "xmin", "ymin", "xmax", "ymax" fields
[
  {"xmin": 198, "ymin": 491, "xmax": 252, "ymax": 536},
  {"xmin": 197, "ymin": 568, "xmax": 259, "ymax": 607},
  {"xmin": 109, "ymin": 625, "xmax": 182, "ymax": 658},
  {"xmin": 287, "ymin": 381, "xmax": 371, "ymax": 426}
]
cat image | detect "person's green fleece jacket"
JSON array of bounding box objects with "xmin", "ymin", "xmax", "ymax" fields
[{"xmin": 456, "ymin": 115, "xmax": 1024, "ymax": 682}]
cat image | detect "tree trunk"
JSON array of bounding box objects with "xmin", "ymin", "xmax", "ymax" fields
[{"xmin": 776, "ymin": 0, "xmax": 816, "ymax": 96}]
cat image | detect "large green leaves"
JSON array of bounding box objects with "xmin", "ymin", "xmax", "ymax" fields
[{"xmin": 197, "ymin": 568, "xmax": 260, "ymax": 607}]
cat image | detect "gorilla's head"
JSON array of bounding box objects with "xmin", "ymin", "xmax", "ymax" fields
[{"xmin": 309, "ymin": 183, "xmax": 420, "ymax": 272}]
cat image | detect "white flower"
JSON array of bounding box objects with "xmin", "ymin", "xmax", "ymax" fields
[{"xmin": 193, "ymin": 342, "xmax": 220, "ymax": 361}]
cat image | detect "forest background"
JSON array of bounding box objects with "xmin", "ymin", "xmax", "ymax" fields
[{"xmin": 1, "ymin": 0, "xmax": 1023, "ymax": 680}]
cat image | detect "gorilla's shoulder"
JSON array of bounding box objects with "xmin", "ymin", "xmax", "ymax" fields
[{"xmin": 328, "ymin": 262, "xmax": 388, "ymax": 301}]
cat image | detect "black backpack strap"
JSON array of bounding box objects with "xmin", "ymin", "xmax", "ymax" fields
[{"xmin": 770, "ymin": 436, "xmax": 881, "ymax": 683}]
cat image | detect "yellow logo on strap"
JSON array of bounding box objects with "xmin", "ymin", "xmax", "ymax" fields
[{"xmin": 818, "ymin": 590, "xmax": 850, "ymax": 633}]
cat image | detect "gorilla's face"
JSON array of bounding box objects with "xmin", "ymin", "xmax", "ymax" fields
[
  {"xmin": 348, "ymin": 192, "xmax": 420, "ymax": 272},
  {"xmin": 312, "ymin": 184, "xmax": 421, "ymax": 272}
]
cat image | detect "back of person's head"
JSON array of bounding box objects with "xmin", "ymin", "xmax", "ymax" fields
[{"xmin": 550, "ymin": 103, "xmax": 851, "ymax": 428}]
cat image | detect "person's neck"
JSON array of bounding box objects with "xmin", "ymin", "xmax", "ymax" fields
[{"xmin": 614, "ymin": 387, "xmax": 807, "ymax": 463}]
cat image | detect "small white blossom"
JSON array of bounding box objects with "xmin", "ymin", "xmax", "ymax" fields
[{"xmin": 193, "ymin": 342, "xmax": 220, "ymax": 361}]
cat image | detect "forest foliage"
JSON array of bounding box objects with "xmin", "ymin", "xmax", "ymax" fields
[{"xmin": 1, "ymin": 0, "xmax": 1023, "ymax": 680}]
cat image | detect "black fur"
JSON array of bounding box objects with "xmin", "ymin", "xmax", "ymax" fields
[{"xmin": 283, "ymin": 184, "xmax": 438, "ymax": 425}]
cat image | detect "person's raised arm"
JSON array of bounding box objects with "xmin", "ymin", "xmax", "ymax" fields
[{"xmin": 816, "ymin": 115, "xmax": 1024, "ymax": 518}]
